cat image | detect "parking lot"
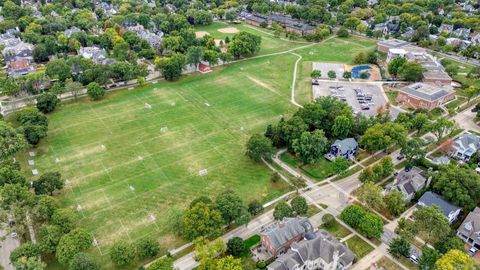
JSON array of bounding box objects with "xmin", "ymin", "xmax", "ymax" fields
[{"xmin": 312, "ymin": 81, "xmax": 400, "ymax": 117}]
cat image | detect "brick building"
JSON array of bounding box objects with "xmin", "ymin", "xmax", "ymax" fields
[
  {"xmin": 397, "ymin": 82, "xmax": 455, "ymax": 110},
  {"xmin": 260, "ymin": 217, "xmax": 313, "ymax": 257}
]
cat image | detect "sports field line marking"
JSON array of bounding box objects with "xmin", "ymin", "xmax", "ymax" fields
[
  {"xmin": 88, "ymin": 105, "xmax": 114, "ymax": 135},
  {"xmin": 101, "ymin": 189, "xmax": 132, "ymax": 241}
]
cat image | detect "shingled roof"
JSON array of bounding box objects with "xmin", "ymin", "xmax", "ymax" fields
[
  {"xmin": 399, "ymin": 83, "xmax": 454, "ymax": 102},
  {"xmin": 260, "ymin": 217, "xmax": 313, "ymax": 250}
]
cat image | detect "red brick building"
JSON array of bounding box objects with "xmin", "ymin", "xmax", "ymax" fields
[
  {"xmin": 397, "ymin": 83, "xmax": 455, "ymax": 111},
  {"xmin": 260, "ymin": 217, "xmax": 313, "ymax": 257}
]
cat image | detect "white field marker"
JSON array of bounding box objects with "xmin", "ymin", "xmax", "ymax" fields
[
  {"xmin": 29, "ymin": 151, "xmax": 35, "ymax": 157},
  {"xmin": 138, "ymin": 156, "xmax": 143, "ymax": 161},
  {"xmin": 199, "ymin": 169, "xmax": 208, "ymax": 176},
  {"xmin": 55, "ymin": 158, "xmax": 60, "ymax": 163},
  {"xmin": 240, "ymin": 127, "xmax": 244, "ymax": 131},
  {"xmin": 145, "ymin": 103, "xmax": 152, "ymax": 109},
  {"xmin": 128, "ymin": 87, "xmax": 134, "ymax": 91},
  {"xmin": 160, "ymin": 127, "xmax": 168, "ymax": 133},
  {"xmin": 204, "ymin": 102, "xmax": 210, "ymax": 107},
  {"xmin": 129, "ymin": 185, "xmax": 135, "ymax": 192},
  {"xmin": 171, "ymin": 102, "xmax": 176, "ymax": 106},
  {"xmin": 32, "ymin": 169, "xmax": 38, "ymax": 175},
  {"xmin": 101, "ymin": 144, "xmax": 106, "ymax": 151},
  {"xmin": 28, "ymin": 160, "xmax": 34, "ymax": 166}
]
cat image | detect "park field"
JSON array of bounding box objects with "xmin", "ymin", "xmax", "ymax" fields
[{"xmin": 16, "ymin": 24, "xmax": 377, "ymax": 269}]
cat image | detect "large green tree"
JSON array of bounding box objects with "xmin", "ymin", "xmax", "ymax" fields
[
  {"xmin": 56, "ymin": 228, "xmax": 93, "ymax": 265},
  {"xmin": 292, "ymin": 130, "xmax": 328, "ymax": 164},
  {"xmin": 215, "ymin": 190, "xmax": 250, "ymax": 225},
  {"xmin": 68, "ymin": 252, "xmax": 100, "ymax": 270},
  {"xmin": 360, "ymin": 122, "xmax": 407, "ymax": 152},
  {"xmin": 33, "ymin": 172, "xmax": 63, "ymax": 195},
  {"xmin": 290, "ymin": 196, "xmax": 308, "ymax": 215},
  {"xmin": 109, "ymin": 240, "xmax": 135, "ymax": 267},
  {"xmin": 388, "ymin": 237, "xmax": 410, "ymax": 258},
  {"xmin": 398, "ymin": 62, "xmax": 426, "ymax": 81},
  {"xmin": 181, "ymin": 202, "xmax": 224, "ymax": 240},
  {"xmin": 155, "ymin": 53, "xmax": 186, "ymax": 81},
  {"xmin": 245, "ymin": 134, "xmax": 275, "ymax": 162},
  {"xmin": 228, "ymin": 31, "xmax": 261, "ymax": 58},
  {"xmin": 273, "ymin": 201, "xmax": 294, "ymax": 220},
  {"xmin": 0, "ymin": 121, "xmax": 26, "ymax": 161}
]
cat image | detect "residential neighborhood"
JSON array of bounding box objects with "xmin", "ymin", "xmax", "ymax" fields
[{"xmin": 0, "ymin": 0, "xmax": 480, "ymax": 269}]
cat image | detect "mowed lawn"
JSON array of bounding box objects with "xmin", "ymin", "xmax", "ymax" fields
[
  {"xmin": 194, "ymin": 22, "xmax": 309, "ymax": 55},
  {"xmin": 18, "ymin": 53, "xmax": 299, "ymax": 267}
]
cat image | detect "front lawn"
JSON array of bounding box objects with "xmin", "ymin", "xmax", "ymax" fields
[
  {"xmin": 280, "ymin": 152, "xmax": 337, "ymax": 181},
  {"xmin": 345, "ymin": 235, "xmax": 374, "ymax": 260},
  {"xmin": 320, "ymin": 220, "xmax": 352, "ymax": 239}
]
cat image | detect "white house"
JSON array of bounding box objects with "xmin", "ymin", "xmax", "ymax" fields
[
  {"xmin": 452, "ymin": 132, "xmax": 480, "ymax": 161},
  {"xmin": 418, "ymin": 192, "xmax": 461, "ymax": 223},
  {"xmin": 457, "ymin": 207, "xmax": 480, "ymax": 249}
]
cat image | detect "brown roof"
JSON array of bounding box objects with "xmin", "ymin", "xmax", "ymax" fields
[{"xmin": 10, "ymin": 59, "xmax": 31, "ymax": 71}]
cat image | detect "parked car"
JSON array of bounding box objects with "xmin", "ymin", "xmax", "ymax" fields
[
  {"xmin": 397, "ymin": 155, "xmax": 405, "ymax": 160},
  {"xmin": 361, "ymin": 104, "xmax": 370, "ymax": 110},
  {"xmin": 11, "ymin": 232, "xmax": 18, "ymax": 238},
  {"xmin": 409, "ymin": 254, "xmax": 419, "ymax": 264},
  {"xmin": 468, "ymin": 247, "xmax": 478, "ymax": 256}
]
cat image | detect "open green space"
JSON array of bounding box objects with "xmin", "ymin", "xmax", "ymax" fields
[
  {"xmin": 320, "ymin": 220, "xmax": 352, "ymax": 239},
  {"xmin": 279, "ymin": 152, "xmax": 337, "ymax": 181},
  {"xmin": 16, "ymin": 24, "xmax": 379, "ymax": 268},
  {"xmin": 345, "ymin": 235, "xmax": 374, "ymax": 260}
]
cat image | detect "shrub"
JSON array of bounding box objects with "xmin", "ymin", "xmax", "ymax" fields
[
  {"xmin": 136, "ymin": 238, "xmax": 160, "ymax": 259},
  {"xmin": 36, "ymin": 92, "xmax": 59, "ymax": 113},
  {"xmin": 227, "ymin": 237, "xmax": 245, "ymax": 257},
  {"xmin": 87, "ymin": 82, "xmax": 105, "ymax": 101},
  {"xmin": 321, "ymin": 213, "xmax": 335, "ymax": 227},
  {"xmin": 110, "ymin": 241, "xmax": 135, "ymax": 267}
]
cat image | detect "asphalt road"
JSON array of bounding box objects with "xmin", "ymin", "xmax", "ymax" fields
[
  {"xmin": 0, "ymin": 228, "xmax": 20, "ymax": 270},
  {"xmin": 453, "ymin": 104, "xmax": 479, "ymax": 132}
]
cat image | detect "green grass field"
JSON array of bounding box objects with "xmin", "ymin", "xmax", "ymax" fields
[{"xmin": 16, "ymin": 23, "xmax": 378, "ymax": 269}]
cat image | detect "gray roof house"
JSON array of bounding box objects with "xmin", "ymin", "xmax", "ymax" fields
[
  {"xmin": 386, "ymin": 167, "xmax": 426, "ymax": 202},
  {"xmin": 326, "ymin": 138, "xmax": 358, "ymax": 161},
  {"xmin": 439, "ymin": 24, "xmax": 454, "ymax": 33},
  {"xmin": 417, "ymin": 192, "xmax": 461, "ymax": 223},
  {"xmin": 457, "ymin": 207, "xmax": 480, "ymax": 249},
  {"xmin": 260, "ymin": 217, "xmax": 313, "ymax": 257},
  {"xmin": 453, "ymin": 132, "xmax": 480, "ymax": 161},
  {"xmin": 268, "ymin": 230, "xmax": 355, "ymax": 270}
]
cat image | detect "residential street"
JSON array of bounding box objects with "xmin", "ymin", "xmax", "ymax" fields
[{"xmin": 0, "ymin": 228, "xmax": 20, "ymax": 270}]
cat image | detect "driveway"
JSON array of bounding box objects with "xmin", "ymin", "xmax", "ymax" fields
[{"xmin": 0, "ymin": 228, "xmax": 20, "ymax": 270}]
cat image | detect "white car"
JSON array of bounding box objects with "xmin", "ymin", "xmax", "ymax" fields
[
  {"xmin": 468, "ymin": 247, "xmax": 478, "ymax": 256},
  {"xmin": 11, "ymin": 232, "xmax": 18, "ymax": 238},
  {"xmin": 409, "ymin": 254, "xmax": 419, "ymax": 264}
]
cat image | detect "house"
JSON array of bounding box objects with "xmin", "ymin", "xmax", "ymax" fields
[
  {"xmin": 376, "ymin": 39, "xmax": 409, "ymax": 53},
  {"xmin": 326, "ymin": 138, "xmax": 357, "ymax": 161},
  {"xmin": 452, "ymin": 132, "xmax": 480, "ymax": 161},
  {"xmin": 260, "ymin": 217, "xmax": 313, "ymax": 257},
  {"xmin": 268, "ymin": 230, "xmax": 355, "ymax": 270},
  {"xmin": 386, "ymin": 22, "xmax": 400, "ymax": 35},
  {"xmin": 453, "ymin": 28, "xmax": 471, "ymax": 39},
  {"xmin": 386, "ymin": 48, "xmax": 407, "ymax": 62},
  {"xmin": 417, "ymin": 192, "xmax": 461, "ymax": 223},
  {"xmin": 397, "ymin": 83, "xmax": 455, "ymax": 111},
  {"xmin": 471, "ymin": 32, "xmax": 480, "ymax": 45},
  {"xmin": 385, "ymin": 167, "xmax": 426, "ymax": 202},
  {"xmin": 240, "ymin": 12, "xmax": 315, "ymax": 36},
  {"xmin": 439, "ymin": 24, "xmax": 454, "ymax": 33},
  {"xmin": 64, "ymin": 26, "xmax": 81, "ymax": 38},
  {"xmin": 126, "ymin": 24, "xmax": 163, "ymax": 49},
  {"xmin": 8, "ymin": 59, "xmax": 34, "ymax": 77},
  {"xmin": 78, "ymin": 46, "xmax": 107, "ymax": 64},
  {"xmin": 457, "ymin": 207, "xmax": 480, "ymax": 249},
  {"xmin": 373, "ymin": 23, "xmax": 388, "ymax": 35},
  {"xmin": 240, "ymin": 12, "xmax": 269, "ymax": 27},
  {"xmin": 402, "ymin": 27, "xmax": 414, "ymax": 40}
]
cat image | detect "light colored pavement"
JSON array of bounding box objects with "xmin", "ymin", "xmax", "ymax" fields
[
  {"xmin": 453, "ymin": 104, "xmax": 479, "ymax": 132},
  {"xmin": 290, "ymin": 52, "xmax": 304, "ymax": 108},
  {"xmin": 0, "ymin": 228, "xmax": 20, "ymax": 270}
]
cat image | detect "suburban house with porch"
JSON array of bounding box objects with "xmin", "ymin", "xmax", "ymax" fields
[
  {"xmin": 417, "ymin": 192, "xmax": 461, "ymax": 223},
  {"xmin": 385, "ymin": 167, "xmax": 427, "ymax": 202},
  {"xmin": 260, "ymin": 217, "xmax": 313, "ymax": 258},
  {"xmin": 268, "ymin": 230, "xmax": 355, "ymax": 270},
  {"xmin": 452, "ymin": 132, "xmax": 480, "ymax": 161},
  {"xmin": 396, "ymin": 83, "xmax": 455, "ymax": 111},
  {"xmin": 325, "ymin": 138, "xmax": 358, "ymax": 161},
  {"xmin": 457, "ymin": 207, "xmax": 480, "ymax": 249}
]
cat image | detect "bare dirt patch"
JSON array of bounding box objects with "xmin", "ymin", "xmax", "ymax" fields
[
  {"xmin": 218, "ymin": 27, "xmax": 239, "ymax": 34},
  {"xmin": 195, "ymin": 31, "xmax": 209, "ymax": 38}
]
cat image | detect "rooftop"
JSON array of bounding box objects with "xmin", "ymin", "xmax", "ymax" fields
[
  {"xmin": 399, "ymin": 83, "xmax": 454, "ymax": 101},
  {"xmin": 418, "ymin": 191, "xmax": 461, "ymax": 217}
]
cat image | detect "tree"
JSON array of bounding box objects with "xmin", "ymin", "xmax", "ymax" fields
[
  {"xmin": 10, "ymin": 243, "xmax": 41, "ymax": 264},
  {"xmin": 327, "ymin": 70, "xmax": 336, "ymax": 79},
  {"xmin": 321, "ymin": 213, "xmax": 335, "ymax": 227},
  {"xmin": 384, "ymin": 190, "xmax": 405, "ymax": 217},
  {"xmin": 86, "ymin": 82, "xmax": 105, "ymax": 101},
  {"xmin": 186, "ymin": 46, "xmax": 204, "ymax": 69},
  {"xmin": 155, "ymin": 53, "xmax": 186, "ymax": 81},
  {"xmin": 46, "ymin": 59, "xmax": 71, "ymax": 82},
  {"xmin": 246, "ymin": 134, "xmax": 275, "ymax": 162},
  {"xmin": 340, "ymin": 205, "xmax": 365, "ymax": 228},
  {"xmin": 247, "ymin": 200, "xmax": 263, "ymax": 216},
  {"xmin": 356, "ymin": 182, "xmax": 385, "ymax": 210},
  {"xmin": 427, "ymin": 117, "xmax": 455, "ymax": 142},
  {"xmin": 195, "ymin": 238, "xmax": 226, "ymax": 270},
  {"xmin": 36, "ymin": 93, "xmax": 59, "ymax": 114},
  {"xmin": 418, "ymin": 247, "xmax": 440, "ymax": 270},
  {"xmin": 147, "ymin": 257, "xmax": 173, "ymax": 270},
  {"xmin": 434, "ymin": 235, "xmax": 465, "ymax": 254},
  {"xmin": 33, "ymin": 172, "xmax": 63, "ymax": 195},
  {"xmin": 411, "ymin": 205, "xmax": 451, "ymax": 244},
  {"xmin": 400, "ymin": 138, "xmax": 425, "ymax": 162},
  {"xmin": 379, "ymin": 157, "xmax": 394, "ymax": 177},
  {"xmin": 332, "ymin": 115, "xmax": 354, "ymax": 138},
  {"xmin": 359, "ymin": 166, "xmax": 376, "ymax": 183},
  {"xmin": 332, "ymin": 157, "xmax": 350, "ymax": 175},
  {"xmin": 109, "ymin": 240, "xmax": 135, "ymax": 267},
  {"xmin": 137, "ymin": 76, "xmax": 145, "ymax": 86},
  {"xmin": 227, "ymin": 237, "xmax": 245, "ymax": 258},
  {"xmin": 358, "ymin": 212, "xmax": 384, "ymax": 238},
  {"xmin": 0, "ymin": 166, "xmax": 27, "ymax": 187},
  {"xmin": 136, "ymin": 238, "xmax": 159, "ymax": 259},
  {"xmin": 33, "ymin": 44, "xmax": 49, "ymax": 62},
  {"xmin": 228, "ymin": 32, "xmax": 261, "ymax": 58},
  {"xmin": 215, "ymin": 255, "xmax": 243, "ymax": 270},
  {"xmin": 68, "ymin": 253, "xmax": 100, "ymax": 270},
  {"xmin": 38, "ymin": 224, "xmax": 63, "ymax": 254},
  {"xmin": 435, "ymin": 250, "xmax": 475, "ymax": 270},
  {"xmin": 65, "ymin": 79, "xmax": 83, "ymax": 100},
  {"xmin": 388, "ymin": 237, "xmax": 410, "ymax": 258},
  {"xmin": 366, "ymin": 51, "xmax": 377, "ymax": 65},
  {"xmin": 464, "ymin": 85, "xmax": 479, "ymax": 104},
  {"xmin": 12, "ymin": 256, "xmax": 46, "ymax": 270},
  {"xmin": 273, "ymin": 201, "xmax": 293, "ymax": 220},
  {"xmin": 215, "ymin": 190, "xmax": 250, "ymax": 225},
  {"xmin": 431, "ymin": 165, "xmax": 480, "ymax": 210},
  {"xmin": 56, "ymin": 228, "xmax": 92, "ymax": 265},
  {"xmin": 292, "ymin": 130, "xmax": 328, "ymax": 164},
  {"xmin": 203, "ymin": 50, "xmax": 219, "ymax": 66},
  {"xmin": 291, "ymin": 196, "xmax": 308, "ymax": 215},
  {"xmin": 337, "ymin": 27, "xmax": 349, "ymax": 37},
  {"xmin": 343, "ymin": 71, "xmax": 352, "ymax": 79},
  {"xmin": 0, "ymin": 122, "xmax": 26, "ymax": 161},
  {"xmin": 360, "ymin": 122, "xmax": 407, "ymax": 152},
  {"xmin": 181, "ymin": 202, "xmax": 224, "ymax": 240},
  {"xmin": 398, "ymin": 62, "xmax": 426, "ymax": 81},
  {"xmin": 52, "ymin": 208, "xmax": 78, "ymax": 233}
]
